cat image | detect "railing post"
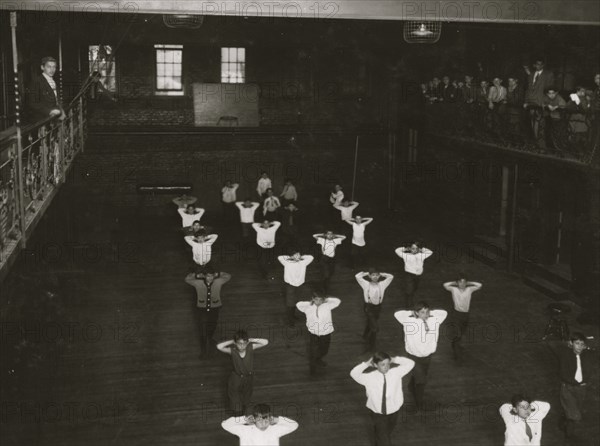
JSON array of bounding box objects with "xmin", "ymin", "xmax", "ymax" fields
[
  {"xmin": 10, "ymin": 11, "xmax": 26, "ymax": 247},
  {"xmin": 79, "ymin": 96, "xmax": 84, "ymax": 153},
  {"xmin": 507, "ymin": 163, "xmax": 519, "ymax": 273}
]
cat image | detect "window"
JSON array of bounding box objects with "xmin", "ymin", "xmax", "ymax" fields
[
  {"xmin": 154, "ymin": 44, "xmax": 183, "ymax": 95},
  {"xmin": 88, "ymin": 45, "xmax": 116, "ymax": 92},
  {"xmin": 221, "ymin": 47, "xmax": 245, "ymax": 83}
]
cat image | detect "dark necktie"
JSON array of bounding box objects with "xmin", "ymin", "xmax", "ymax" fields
[
  {"xmin": 525, "ymin": 420, "xmax": 532, "ymax": 441},
  {"xmin": 381, "ymin": 374, "xmax": 387, "ymax": 415},
  {"xmin": 423, "ymin": 319, "xmax": 430, "ymax": 333}
]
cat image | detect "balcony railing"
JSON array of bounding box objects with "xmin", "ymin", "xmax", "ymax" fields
[
  {"xmin": 0, "ymin": 97, "xmax": 87, "ymax": 279},
  {"xmin": 409, "ymin": 102, "xmax": 600, "ymax": 165}
]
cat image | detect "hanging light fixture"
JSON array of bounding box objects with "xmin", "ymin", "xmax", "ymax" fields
[
  {"xmin": 403, "ymin": 21, "xmax": 442, "ymax": 43},
  {"xmin": 162, "ymin": 14, "xmax": 204, "ymax": 29}
]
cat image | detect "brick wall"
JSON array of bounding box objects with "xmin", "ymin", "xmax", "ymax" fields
[{"xmin": 69, "ymin": 132, "xmax": 390, "ymax": 217}]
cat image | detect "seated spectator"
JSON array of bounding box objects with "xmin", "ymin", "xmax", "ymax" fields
[
  {"xmin": 543, "ymin": 87, "xmax": 566, "ymax": 121},
  {"xmin": 429, "ymin": 77, "xmax": 442, "ymax": 102},
  {"xmin": 454, "ymin": 80, "xmax": 464, "ymax": 103},
  {"xmin": 476, "ymin": 80, "xmax": 490, "ymax": 107},
  {"xmin": 462, "ymin": 75, "xmax": 477, "ymax": 104},
  {"xmin": 506, "ymin": 77, "xmax": 525, "ymax": 133},
  {"xmin": 566, "ymin": 86, "xmax": 593, "ymax": 152},
  {"xmin": 488, "ymin": 77, "xmax": 507, "ymax": 111},
  {"xmin": 27, "ymin": 56, "xmax": 65, "ymax": 123},
  {"xmin": 440, "ymin": 76, "xmax": 456, "ymax": 103}
]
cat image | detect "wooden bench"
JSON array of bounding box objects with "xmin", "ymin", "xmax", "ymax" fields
[{"xmin": 217, "ymin": 116, "xmax": 239, "ymax": 126}]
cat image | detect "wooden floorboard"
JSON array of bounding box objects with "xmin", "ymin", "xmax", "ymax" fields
[{"xmin": 1, "ymin": 206, "xmax": 599, "ymax": 446}]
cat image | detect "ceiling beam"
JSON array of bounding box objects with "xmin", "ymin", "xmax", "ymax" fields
[{"xmin": 2, "ymin": 1, "xmax": 599, "ymax": 25}]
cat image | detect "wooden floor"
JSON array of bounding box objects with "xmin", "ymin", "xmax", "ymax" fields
[{"xmin": 1, "ymin": 194, "xmax": 599, "ymax": 446}]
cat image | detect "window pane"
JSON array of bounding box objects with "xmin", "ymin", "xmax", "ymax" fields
[
  {"xmin": 173, "ymin": 64, "xmax": 182, "ymax": 76},
  {"xmin": 221, "ymin": 47, "xmax": 228, "ymax": 61},
  {"xmin": 157, "ymin": 50, "xmax": 165, "ymax": 63},
  {"xmin": 173, "ymin": 79, "xmax": 182, "ymax": 90},
  {"xmin": 157, "ymin": 64, "xmax": 165, "ymax": 76},
  {"xmin": 157, "ymin": 78, "xmax": 165, "ymax": 89},
  {"xmin": 173, "ymin": 51, "xmax": 182, "ymax": 63},
  {"xmin": 238, "ymin": 48, "xmax": 245, "ymax": 61}
]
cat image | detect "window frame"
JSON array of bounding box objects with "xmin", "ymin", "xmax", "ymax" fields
[
  {"xmin": 88, "ymin": 44, "xmax": 118, "ymax": 93},
  {"xmin": 154, "ymin": 44, "xmax": 184, "ymax": 96},
  {"xmin": 221, "ymin": 47, "xmax": 246, "ymax": 84}
]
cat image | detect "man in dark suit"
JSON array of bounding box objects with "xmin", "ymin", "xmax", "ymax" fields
[
  {"xmin": 27, "ymin": 56, "xmax": 64, "ymax": 123},
  {"xmin": 523, "ymin": 60, "xmax": 554, "ymax": 141},
  {"xmin": 546, "ymin": 332, "xmax": 593, "ymax": 440}
]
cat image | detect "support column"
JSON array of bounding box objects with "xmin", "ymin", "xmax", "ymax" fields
[
  {"xmin": 499, "ymin": 165, "xmax": 510, "ymax": 236},
  {"xmin": 507, "ymin": 163, "xmax": 519, "ymax": 272},
  {"xmin": 10, "ymin": 11, "xmax": 26, "ymax": 247}
]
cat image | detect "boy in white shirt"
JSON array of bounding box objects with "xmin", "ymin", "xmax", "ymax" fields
[
  {"xmin": 346, "ymin": 215, "xmax": 373, "ymax": 269},
  {"xmin": 278, "ymin": 250, "xmax": 314, "ymax": 327},
  {"xmin": 499, "ymin": 395, "xmax": 550, "ymax": 446},
  {"xmin": 222, "ymin": 404, "xmax": 298, "ymax": 446},
  {"xmin": 313, "ymin": 231, "xmax": 346, "ymax": 292},
  {"xmin": 350, "ymin": 352, "xmax": 415, "ymax": 446},
  {"xmin": 184, "ymin": 233, "xmax": 218, "ymax": 267},
  {"xmin": 252, "ymin": 220, "xmax": 281, "ymax": 279},
  {"xmin": 443, "ymin": 276, "xmax": 483, "ymax": 364},
  {"xmin": 172, "ymin": 193, "xmax": 197, "ymax": 208},
  {"xmin": 333, "ymin": 199, "xmax": 359, "ymax": 232},
  {"xmin": 355, "ymin": 269, "xmax": 394, "ymax": 351},
  {"xmin": 256, "ymin": 172, "xmax": 272, "ymax": 198},
  {"xmin": 262, "ymin": 188, "xmax": 281, "ymax": 220},
  {"xmin": 394, "ymin": 242, "xmax": 434, "ymax": 307},
  {"xmin": 177, "ymin": 204, "xmax": 205, "ymax": 228},
  {"xmin": 221, "ymin": 180, "xmax": 239, "ymax": 224},
  {"xmin": 296, "ymin": 291, "xmax": 341, "ymax": 376},
  {"xmin": 280, "ymin": 178, "xmax": 298, "ymax": 205},
  {"xmin": 235, "ymin": 198, "xmax": 259, "ymax": 240},
  {"xmin": 394, "ymin": 302, "xmax": 447, "ymax": 412}
]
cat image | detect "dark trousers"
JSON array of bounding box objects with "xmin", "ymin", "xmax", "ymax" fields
[
  {"xmin": 196, "ymin": 307, "xmax": 220, "ymax": 354},
  {"xmin": 403, "ymin": 272, "xmax": 421, "ymax": 308},
  {"xmin": 309, "ymin": 333, "xmax": 331, "ymax": 367},
  {"xmin": 285, "ymin": 283, "xmax": 302, "ymax": 325},
  {"xmin": 258, "ymin": 247, "xmax": 275, "ymax": 278},
  {"xmin": 449, "ymin": 310, "xmax": 470, "ymax": 362},
  {"xmin": 222, "ymin": 201, "xmax": 237, "ymax": 225},
  {"xmin": 264, "ymin": 210, "xmax": 278, "ymax": 221},
  {"xmin": 369, "ymin": 410, "xmax": 399, "ymax": 446},
  {"xmin": 241, "ymin": 222, "xmax": 253, "ymax": 239},
  {"xmin": 408, "ymin": 354, "xmax": 432, "ymax": 410},
  {"xmin": 561, "ymin": 382, "xmax": 586, "ymax": 421},
  {"xmin": 351, "ymin": 244, "xmax": 366, "ymax": 269},
  {"xmin": 363, "ymin": 303, "xmax": 382, "ymax": 349},
  {"xmin": 228, "ymin": 371, "xmax": 254, "ymax": 416},
  {"xmin": 319, "ymin": 255, "xmax": 336, "ymax": 292}
]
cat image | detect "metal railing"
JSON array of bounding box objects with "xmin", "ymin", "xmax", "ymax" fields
[
  {"xmin": 412, "ymin": 102, "xmax": 600, "ymax": 165},
  {"xmin": 0, "ymin": 97, "xmax": 87, "ymax": 274}
]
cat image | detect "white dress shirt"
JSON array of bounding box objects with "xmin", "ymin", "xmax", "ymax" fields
[
  {"xmin": 42, "ymin": 72, "xmax": 58, "ymax": 99},
  {"xmin": 499, "ymin": 401, "xmax": 550, "ymax": 446},
  {"xmin": 355, "ymin": 272, "xmax": 394, "ymax": 305},
  {"xmin": 236, "ymin": 202, "xmax": 259, "ymax": 223},
  {"xmin": 333, "ymin": 202, "xmax": 359, "ymax": 221},
  {"xmin": 394, "ymin": 247, "xmax": 433, "ymax": 275},
  {"xmin": 184, "ymin": 234, "xmax": 218, "ymax": 265},
  {"xmin": 263, "ymin": 196, "xmax": 281, "ymax": 215},
  {"xmin": 280, "ymin": 184, "xmax": 298, "ymax": 201},
  {"xmin": 252, "ymin": 221, "xmax": 281, "ymax": 248},
  {"xmin": 575, "ymin": 355, "xmax": 583, "ymax": 383},
  {"xmin": 315, "ymin": 236, "xmax": 344, "ymax": 258},
  {"xmin": 221, "ymin": 184, "xmax": 239, "ymax": 203},
  {"xmin": 443, "ymin": 282, "xmax": 482, "ymax": 313},
  {"xmin": 394, "ymin": 310, "xmax": 448, "ymax": 357},
  {"xmin": 350, "ymin": 356, "xmax": 415, "ymax": 414},
  {"xmin": 350, "ymin": 218, "xmax": 372, "ymax": 246},
  {"xmin": 296, "ymin": 297, "xmax": 341, "ymax": 336},
  {"xmin": 222, "ymin": 416, "xmax": 299, "ymax": 446},
  {"xmin": 178, "ymin": 208, "xmax": 205, "ymax": 227},
  {"xmin": 329, "ymin": 190, "xmax": 344, "ymax": 205},
  {"xmin": 257, "ymin": 177, "xmax": 272, "ymax": 196},
  {"xmin": 278, "ymin": 255, "xmax": 314, "ymax": 287}
]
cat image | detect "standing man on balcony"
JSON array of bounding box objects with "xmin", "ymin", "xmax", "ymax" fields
[
  {"xmin": 523, "ymin": 59, "xmax": 555, "ymax": 143},
  {"xmin": 27, "ymin": 56, "xmax": 65, "ymax": 122}
]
